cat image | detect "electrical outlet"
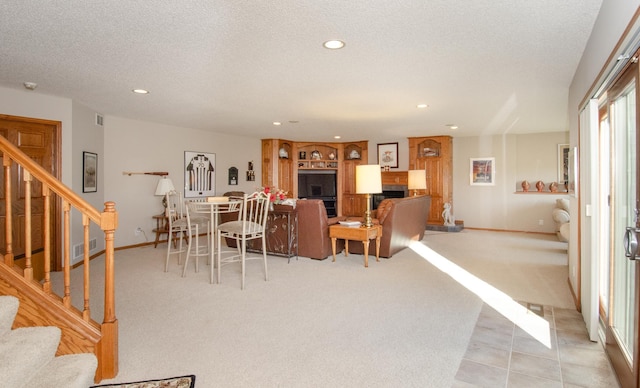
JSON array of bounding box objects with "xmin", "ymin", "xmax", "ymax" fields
[
  {"xmin": 538, "ymin": 219, "xmax": 544, "ymax": 226},
  {"xmin": 135, "ymin": 227, "xmax": 143, "ymax": 236}
]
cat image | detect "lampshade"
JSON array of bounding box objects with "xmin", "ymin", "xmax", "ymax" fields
[
  {"xmin": 356, "ymin": 164, "xmax": 382, "ymax": 194},
  {"xmin": 408, "ymin": 170, "xmax": 427, "ymax": 190},
  {"xmin": 154, "ymin": 177, "xmax": 175, "ymax": 196}
]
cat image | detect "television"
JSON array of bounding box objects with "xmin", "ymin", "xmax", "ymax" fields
[{"xmin": 298, "ymin": 170, "xmax": 337, "ymax": 198}]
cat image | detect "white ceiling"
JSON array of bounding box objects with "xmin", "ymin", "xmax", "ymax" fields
[{"xmin": 0, "ymin": 1, "xmax": 603, "ymax": 142}]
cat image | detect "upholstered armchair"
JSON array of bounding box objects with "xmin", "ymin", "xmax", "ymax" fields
[{"xmin": 296, "ymin": 199, "xmax": 345, "ymax": 260}]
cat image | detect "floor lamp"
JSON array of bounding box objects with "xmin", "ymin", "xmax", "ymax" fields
[
  {"xmin": 408, "ymin": 169, "xmax": 427, "ymax": 196},
  {"xmin": 356, "ymin": 164, "xmax": 382, "ymax": 228}
]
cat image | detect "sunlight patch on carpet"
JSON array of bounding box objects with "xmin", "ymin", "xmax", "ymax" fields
[{"xmin": 410, "ymin": 241, "xmax": 551, "ymax": 348}]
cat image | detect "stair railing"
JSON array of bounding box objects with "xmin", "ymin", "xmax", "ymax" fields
[{"xmin": 0, "ymin": 135, "xmax": 117, "ymax": 381}]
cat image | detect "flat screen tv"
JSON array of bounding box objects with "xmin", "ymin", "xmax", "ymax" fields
[{"xmin": 298, "ymin": 170, "xmax": 337, "ymax": 198}]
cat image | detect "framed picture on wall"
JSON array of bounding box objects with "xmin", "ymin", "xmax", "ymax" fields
[
  {"xmin": 470, "ymin": 157, "xmax": 495, "ymax": 186},
  {"xmin": 557, "ymin": 143, "xmax": 570, "ymax": 185},
  {"xmin": 568, "ymin": 147, "xmax": 578, "ymax": 197},
  {"xmin": 377, "ymin": 142, "xmax": 399, "ymax": 168},
  {"xmin": 82, "ymin": 152, "xmax": 97, "ymax": 193},
  {"xmin": 184, "ymin": 151, "xmax": 216, "ymax": 198}
]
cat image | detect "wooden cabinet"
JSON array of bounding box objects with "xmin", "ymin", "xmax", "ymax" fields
[
  {"xmin": 262, "ymin": 139, "xmax": 368, "ymax": 217},
  {"xmin": 408, "ymin": 136, "xmax": 452, "ymax": 224},
  {"xmin": 261, "ymin": 139, "xmax": 294, "ymax": 195},
  {"xmin": 341, "ymin": 142, "xmax": 368, "ymax": 216}
]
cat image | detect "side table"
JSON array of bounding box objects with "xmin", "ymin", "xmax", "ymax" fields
[
  {"xmin": 152, "ymin": 214, "xmax": 169, "ymax": 248},
  {"xmin": 329, "ymin": 224, "xmax": 382, "ymax": 267}
]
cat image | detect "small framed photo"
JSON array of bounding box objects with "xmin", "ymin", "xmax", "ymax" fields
[
  {"xmin": 377, "ymin": 142, "xmax": 399, "ymax": 168},
  {"xmin": 568, "ymin": 147, "xmax": 578, "ymax": 197},
  {"xmin": 470, "ymin": 157, "xmax": 495, "ymax": 186},
  {"xmin": 82, "ymin": 152, "xmax": 98, "ymax": 193},
  {"xmin": 557, "ymin": 143, "xmax": 570, "ymax": 185}
]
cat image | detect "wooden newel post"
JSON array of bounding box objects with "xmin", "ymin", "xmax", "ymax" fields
[{"xmin": 99, "ymin": 201, "xmax": 118, "ymax": 380}]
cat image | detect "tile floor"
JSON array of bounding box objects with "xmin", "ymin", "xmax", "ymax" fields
[{"xmin": 452, "ymin": 302, "xmax": 620, "ymax": 387}]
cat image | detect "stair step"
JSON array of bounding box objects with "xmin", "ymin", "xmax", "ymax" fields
[
  {"xmin": 0, "ymin": 295, "xmax": 19, "ymax": 336},
  {"xmin": 23, "ymin": 353, "xmax": 98, "ymax": 388},
  {"xmin": 0, "ymin": 326, "xmax": 61, "ymax": 388}
]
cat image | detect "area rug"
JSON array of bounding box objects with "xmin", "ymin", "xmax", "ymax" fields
[{"xmin": 91, "ymin": 374, "xmax": 195, "ymax": 388}]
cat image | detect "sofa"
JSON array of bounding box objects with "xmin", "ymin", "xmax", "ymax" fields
[
  {"xmin": 347, "ymin": 195, "xmax": 430, "ymax": 258},
  {"xmin": 552, "ymin": 198, "xmax": 570, "ymax": 242}
]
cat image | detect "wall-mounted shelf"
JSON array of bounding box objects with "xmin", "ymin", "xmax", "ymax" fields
[{"xmin": 514, "ymin": 191, "xmax": 569, "ymax": 195}]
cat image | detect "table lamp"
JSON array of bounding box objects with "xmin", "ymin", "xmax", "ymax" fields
[
  {"xmin": 155, "ymin": 176, "xmax": 175, "ymax": 208},
  {"xmin": 408, "ymin": 169, "xmax": 427, "ymax": 196},
  {"xmin": 356, "ymin": 164, "xmax": 382, "ymax": 228}
]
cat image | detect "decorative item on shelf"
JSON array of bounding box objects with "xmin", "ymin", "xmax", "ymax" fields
[
  {"xmin": 408, "ymin": 170, "xmax": 427, "ymax": 196},
  {"xmin": 349, "ymin": 149, "xmax": 360, "ymax": 159},
  {"xmin": 154, "ymin": 176, "xmax": 175, "ymax": 208},
  {"xmin": 279, "ymin": 147, "xmax": 289, "ymax": 159},
  {"xmin": 549, "ymin": 182, "xmax": 558, "ymax": 193},
  {"xmin": 328, "ymin": 151, "xmax": 336, "ymax": 160},
  {"xmin": 311, "ymin": 150, "xmax": 322, "ymax": 160},
  {"xmin": 521, "ymin": 180, "xmax": 530, "ymax": 192},
  {"xmin": 299, "ymin": 151, "xmax": 306, "ymax": 159},
  {"xmin": 535, "ymin": 180, "xmax": 545, "ymax": 192},
  {"xmin": 422, "ymin": 147, "xmax": 438, "ymax": 157},
  {"xmin": 356, "ymin": 164, "xmax": 382, "ymax": 228}
]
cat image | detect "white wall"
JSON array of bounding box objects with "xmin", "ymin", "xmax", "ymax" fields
[
  {"xmin": 72, "ymin": 100, "xmax": 105, "ymax": 256},
  {"xmin": 104, "ymin": 116, "xmax": 262, "ymax": 247},
  {"xmin": 368, "ymin": 132, "xmax": 569, "ymax": 233},
  {"xmin": 453, "ymin": 132, "xmax": 569, "ymax": 233}
]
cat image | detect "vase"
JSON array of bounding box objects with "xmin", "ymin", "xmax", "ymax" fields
[
  {"xmin": 549, "ymin": 182, "xmax": 558, "ymax": 192},
  {"xmin": 535, "ymin": 180, "xmax": 544, "ymax": 192},
  {"xmin": 521, "ymin": 180, "xmax": 530, "ymax": 192}
]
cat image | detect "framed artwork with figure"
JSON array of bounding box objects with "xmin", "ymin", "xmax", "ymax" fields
[
  {"xmin": 82, "ymin": 151, "xmax": 97, "ymax": 193},
  {"xmin": 377, "ymin": 142, "xmax": 398, "ymax": 169}
]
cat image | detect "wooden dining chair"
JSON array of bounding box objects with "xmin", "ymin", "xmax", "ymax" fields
[{"xmin": 216, "ymin": 192, "xmax": 270, "ymax": 289}]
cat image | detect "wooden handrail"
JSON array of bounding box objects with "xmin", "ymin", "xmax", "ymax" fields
[{"xmin": 0, "ymin": 135, "xmax": 118, "ymax": 382}]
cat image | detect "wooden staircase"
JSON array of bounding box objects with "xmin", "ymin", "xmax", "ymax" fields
[{"xmin": 0, "ymin": 135, "xmax": 118, "ymax": 383}]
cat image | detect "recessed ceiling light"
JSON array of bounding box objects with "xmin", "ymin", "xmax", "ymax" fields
[
  {"xmin": 417, "ymin": 104, "xmax": 428, "ymax": 109},
  {"xmin": 273, "ymin": 122, "xmax": 282, "ymax": 126},
  {"xmin": 323, "ymin": 40, "xmax": 345, "ymax": 49},
  {"xmin": 334, "ymin": 136, "xmax": 341, "ymax": 139},
  {"xmin": 446, "ymin": 124, "xmax": 458, "ymax": 130},
  {"xmin": 23, "ymin": 82, "xmax": 37, "ymax": 90},
  {"xmin": 288, "ymin": 120, "xmax": 299, "ymax": 124},
  {"xmin": 132, "ymin": 89, "xmax": 149, "ymax": 94}
]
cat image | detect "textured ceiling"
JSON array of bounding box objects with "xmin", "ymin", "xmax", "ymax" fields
[{"xmin": 0, "ymin": 1, "xmax": 602, "ymax": 141}]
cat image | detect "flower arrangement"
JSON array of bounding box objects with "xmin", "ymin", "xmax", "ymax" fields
[{"xmin": 261, "ymin": 186, "xmax": 287, "ymax": 204}]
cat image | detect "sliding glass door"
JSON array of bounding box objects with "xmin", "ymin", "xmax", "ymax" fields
[{"xmin": 605, "ymin": 56, "xmax": 640, "ymax": 388}]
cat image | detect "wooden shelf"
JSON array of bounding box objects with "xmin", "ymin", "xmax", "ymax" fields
[{"xmin": 514, "ymin": 191, "xmax": 569, "ymax": 195}]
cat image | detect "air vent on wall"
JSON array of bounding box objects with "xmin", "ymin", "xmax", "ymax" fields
[
  {"xmin": 73, "ymin": 238, "xmax": 98, "ymax": 260},
  {"xmin": 95, "ymin": 113, "xmax": 104, "ymax": 127}
]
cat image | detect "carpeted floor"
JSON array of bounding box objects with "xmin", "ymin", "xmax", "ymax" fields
[{"xmin": 52, "ymin": 229, "xmax": 574, "ymax": 387}]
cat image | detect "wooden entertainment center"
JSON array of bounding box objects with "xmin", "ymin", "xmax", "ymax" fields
[
  {"xmin": 262, "ymin": 135, "xmax": 452, "ymax": 224},
  {"xmin": 261, "ymin": 139, "xmax": 369, "ymax": 217}
]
